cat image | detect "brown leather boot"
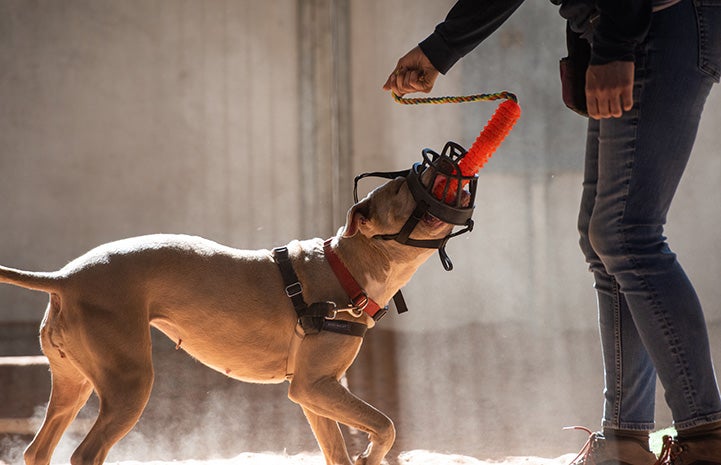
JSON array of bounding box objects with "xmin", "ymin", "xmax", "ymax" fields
[
  {"xmin": 658, "ymin": 423, "xmax": 721, "ymax": 465},
  {"xmin": 567, "ymin": 427, "xmax": 658, "ymax": 465}
]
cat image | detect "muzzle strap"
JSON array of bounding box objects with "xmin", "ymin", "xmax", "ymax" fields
[
  {"xmin": 353, "ymin": 169, "xmax": 410, "ymax": 203},
  {"xmin": 392, "ymin": 201, "xmax": 428, "ymax": 245}
]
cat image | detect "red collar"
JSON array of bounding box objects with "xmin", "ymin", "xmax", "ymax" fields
[{"xmin": 323, "ymin": 238, "xmax": 387, "ymax": 320}]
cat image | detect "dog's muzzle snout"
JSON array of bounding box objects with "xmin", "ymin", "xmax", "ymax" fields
[{"xmin": 353, "ymin": 141, "xmax": 478, "ymax": 271}]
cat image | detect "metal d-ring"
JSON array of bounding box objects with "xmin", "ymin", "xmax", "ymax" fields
[
  {"xmin": 327, "ymin": 303, "xmax": 364, "ymax": 319},
  {"xmin": 348, "ymin": 306, "xmax": 364, "ymax": 318}
]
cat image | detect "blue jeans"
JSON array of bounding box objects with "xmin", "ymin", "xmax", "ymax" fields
[{"xmin": 577, "ymin": 0, "xmax": 721, "ymax": 431}]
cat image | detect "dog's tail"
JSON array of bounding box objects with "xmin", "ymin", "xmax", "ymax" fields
[{"xmin": 0, "ymin": 265, "xmax": 63, "ymax": 293}]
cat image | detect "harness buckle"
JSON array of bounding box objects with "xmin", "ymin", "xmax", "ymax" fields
[
  {"xmin": 285, "ymin": 282, "xmax": 303, "ymax": 298},
  {"xmin": 353, "ymin": 292, "xmax": 370, "ymax": 311},
  {"xmin": 373, "ymin": 307, "xmax": 388, "ymax": 321}
]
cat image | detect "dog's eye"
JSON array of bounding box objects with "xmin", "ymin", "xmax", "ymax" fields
[
  {"xmin": 422, "ymin": 213, "xmax": 443, "ymax": 228},
  {"xmin": 354, "ymin": 201, "xmax": 371, "ymax": 220}
]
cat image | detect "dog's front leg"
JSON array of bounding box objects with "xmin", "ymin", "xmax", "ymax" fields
[
  {"xmin": 290, "ymin": 376, "xmax": 394, "ymax": 465},
  {"xmin": 301, "ymin": 406, "xmax": 353, "ymax": 465},
  {"xmin": 288, "ymin": 334, "xmax": 395, "ymax": 465}
]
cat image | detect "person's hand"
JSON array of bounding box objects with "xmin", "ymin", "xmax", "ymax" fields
[
  {"xmin": 383, "ymin": 46, "xmax": 440, "ymax": 96},
  {"xmin": 585, "ymin": 61, "xmax": 635, "ymax": 119}
]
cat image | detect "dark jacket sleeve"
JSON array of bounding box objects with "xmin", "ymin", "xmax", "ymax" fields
[
  {"xmin": 418, "ymin": 0, "xmax": 525, "ymax": 74},
  {"xmin": 591, "ymin": 0, "xmax": 652, "ymax": 64}
]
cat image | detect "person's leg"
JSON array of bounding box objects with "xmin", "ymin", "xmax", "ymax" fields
[
  {"xmin": 662, "ymin": 2, "xmax": 721, "ymax": 461},
  {"xmin": 578, "ymin": 119, "xmax": 658, "ymax": 434},
  {"xmin": 587, "ymin": 0, "xmax": 721, "ymax": 432},
  {"xmin": 576, "ymin": 121, "xmax": 657, "ymax": 465},
  {"xmin": 576, "ymin": 2, "xmax": 721, "ymax": 463}
]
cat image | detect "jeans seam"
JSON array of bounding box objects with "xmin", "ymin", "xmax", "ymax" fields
[
  {"xmin": 621, "ymin": 60, "xmax": 702, "ymax": 425},
  {"xmin": 611, "ymin": 277, "xmax": 623, "ymax": 426},
  {"xmin": 649, "ymin": 269, "xmax": 701, "ymax": 421},
  {"xmin": 610, "ymin": 69, "xmax": 655, "ymax": 428}
]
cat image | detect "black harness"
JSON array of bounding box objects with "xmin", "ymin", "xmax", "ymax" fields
[{"xmin": 272, "ymin": 246, "xmax": 367, "ymax": 337}]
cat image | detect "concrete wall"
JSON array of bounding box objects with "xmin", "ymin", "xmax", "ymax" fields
[
  {"xmin": 0, "ymin": 0, "xmax": 307, "ymax": 321},
  {"xmin": 2, "ymin": 0, "xmax": 721, "ymax": 461}
]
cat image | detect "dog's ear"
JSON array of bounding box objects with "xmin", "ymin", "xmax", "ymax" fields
[{"xmin": 342, "ymin": 198, "xmax": 371, "ymax": 238}]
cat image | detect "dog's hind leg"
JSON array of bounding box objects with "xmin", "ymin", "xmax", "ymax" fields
[
  {"xmin": 24, "ymin": 340, "xmax": 93, "ymax": 465},
  {"xmin": 69, "ymin": 352, "xmax": 154, "ymax": 465},
  {"xmin": 60, "ymin": 303, "xmax": 155, "ymax": 465},
  {"xmin": 301, "ymin": 406, "xmax": 353, "ymax": 465}
]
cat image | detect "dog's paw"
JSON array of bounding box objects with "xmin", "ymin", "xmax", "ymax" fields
[{"xmin": 354, "ymin": 456, "xmax": 389, "ymax": 465}]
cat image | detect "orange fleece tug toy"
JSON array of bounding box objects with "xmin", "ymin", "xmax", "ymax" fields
[
  {"xmin": 436, "ymin": 98, "xmax": 520, "ymax": 203},
  {"xmin": 393, "ymin": 91, "xmax": 521, "ymax": 203}
]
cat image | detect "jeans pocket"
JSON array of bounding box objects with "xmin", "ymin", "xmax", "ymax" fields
[{"xmin": 694, "ymin": 0, "xmax": 721, "ymax": 82}]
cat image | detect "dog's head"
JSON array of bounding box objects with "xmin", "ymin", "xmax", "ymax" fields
[
  {"xmin": 342, "ymin": 143, "xmax": 477, "ymax": 271},
  {"xmin": 342, "ymin": 176, "xmax": 454, "ymax": 241}
]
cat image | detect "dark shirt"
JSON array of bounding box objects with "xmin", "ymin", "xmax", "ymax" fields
[{"xmin": 419, "ymin": 0, "xmax": 653, "ymax": 74}]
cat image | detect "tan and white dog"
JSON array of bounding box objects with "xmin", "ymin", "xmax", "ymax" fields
[{"xmin": 0, "ymin": 175, "xmax": 458, "ymax": 465}]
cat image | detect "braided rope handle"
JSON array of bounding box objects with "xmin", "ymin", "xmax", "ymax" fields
[{"xmin": 392, "ymin": 90, "xmax": 518, "ymax": 105}]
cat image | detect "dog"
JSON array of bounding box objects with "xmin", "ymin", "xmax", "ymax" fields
[{"xmin": 0, "ymin": 175, "xmax": 461, "ymax": 465}]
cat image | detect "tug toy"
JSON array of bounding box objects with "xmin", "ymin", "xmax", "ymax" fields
[
  {"xmin": 354, "ymin": 90, "xmax": 521, "ymax": 271},
  {"xmin": 393, "ymin": 91, "xmax": 521, "ymax": 203}
]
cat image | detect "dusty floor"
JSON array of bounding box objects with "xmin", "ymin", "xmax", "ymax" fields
[{"xmin": 0, "ymin": 451, "xmax": 577, "ymax": 465}]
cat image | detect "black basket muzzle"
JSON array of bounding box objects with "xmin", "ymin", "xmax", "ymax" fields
[{"xmin": 352, "ymin": 141, "xmax": 478, "ymax": 271}]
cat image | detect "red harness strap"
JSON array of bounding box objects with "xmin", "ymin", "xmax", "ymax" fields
[{"xmin": 323, "ymin": 239, "xmax": 387, "ymax": 321}]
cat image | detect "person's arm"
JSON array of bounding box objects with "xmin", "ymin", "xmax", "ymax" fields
[
  {"xmin": 383, "ymin": 0, "xmax": 524, "ymax": 96},
  {"xmin": 591, "ymin": 0, "xmax": 652, "ymax": 65},
  {"xmin": 419, "ymin": 0, "xmax": 525, "ymax": 75},
  {"xmin": 585, "ymin": 0, "xmax": 651, "ymax": 119}
]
